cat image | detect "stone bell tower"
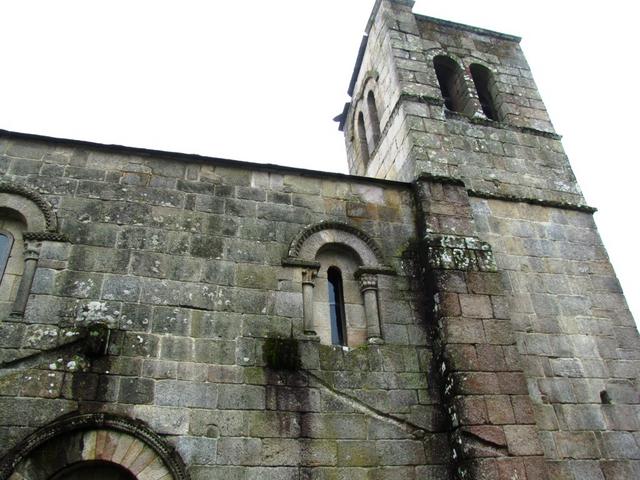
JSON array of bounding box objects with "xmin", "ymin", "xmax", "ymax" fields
[{"xmin": 338, "ymin": 0, "xmax": 640, "ymax": 478}]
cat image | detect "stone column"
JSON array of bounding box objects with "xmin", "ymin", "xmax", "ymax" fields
[
  {"xmin": 359, "ymin": 273, "xmax": 383, "ymax": 344},
  {"xmin": 12, "ymin": 238, "xmax": 41, "ymax": 314},
  {"xmin": 301, "ymin": 268, "xmax": 318, "ymax": 336}
]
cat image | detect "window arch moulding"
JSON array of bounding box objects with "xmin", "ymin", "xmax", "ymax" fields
[
  {"xmin": 0, "ymin": 413, "xmax": 189, "ymax": 480},
  {"xmin": 0, "ymin": 182, "xmax": 58, "ymax": 233},
  {"xmin": 283, "ymin": 221, "xmax": 395, "ymax": 346},
  {"xmin": 0, "ymin": 182, "xmax": 68, "ymax": 317}
]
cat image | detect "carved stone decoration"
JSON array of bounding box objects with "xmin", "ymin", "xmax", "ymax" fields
[
  {"xmin": 285, "ymin": 221, "xmax": 390, "ymax": 268},
  {"xmin": 0, "ymin": 413, "xmax": 189, "ymax": 480},
  {"xmin": 0, "ymin": 182, "xmax": 58, "ymax": 232},
  {"xmin": 22, "ymin": 231, "xmax": 69, "ymax": 242}
]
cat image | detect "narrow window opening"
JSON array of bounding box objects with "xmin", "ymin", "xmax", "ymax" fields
[
  {"xmin": 434, "ymin": 55, "xmax": 467, "ymax": 113},
  {"xmin": 470, "ymin": 64, "xmax": 499, "ymax": 121},
  {"xmin": 357, "ymin": 112, "xmax": 370, "ymax": 166},
  {"xmin": 0, "ymin": 231, "xmax": 14, "ymax": 281},
  {"xmin": 600, "ymin": 390, "xmax": 611, "ymax": 404},
  {"xmin": 366, "ymin": 91, "xmax": 381, "ymax": 149},
  {"xmin": 327, "ymin": 266, "xmax": 347, "ymax": 346}
]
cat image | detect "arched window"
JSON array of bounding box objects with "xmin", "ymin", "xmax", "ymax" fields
[
  {"xmin": 357, "ymin": 111, "xmax": 370, "ymax": 167},
  {"xmin": 0, "ymin": 230, "xmax": 14, "ymax": 281},
  {"xmin": 285, "ymin": 222, "xmax": 393, "ymax": 347},
  {"xmin": 313, "ymin": 245, "xmax": 365, "ymax": 347},
  {"xmin": 0, "ymin": 183, "xmax": 63, "ymax": 316},
  {"xmin": 327, "ymin": 266, "xmax": 347, "ymax": 346},
  {"xmin": 433, "ymin": 55, "xmax": 470, "ymax": 114},
  {"xmin": 51, "ymin": 461, "xmax": 136, "ymax": 480},
  {"xmin": 366, "ymin": 90, "xmax": 381, "ymax": 150},
  {"xmin": 470, "ymin": 63, "xmax": 500, "ymax": 121},
  {"xmin": 0, "ymin": 211, "xmax": 27, "ymax": 314}
]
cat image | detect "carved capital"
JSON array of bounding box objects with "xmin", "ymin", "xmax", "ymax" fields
[
  {"xmin": 302, "ymin": 268, "xmax": 318, "ymax": 286},
  {"xmin": 23, "ymin": 239, "xmax": 42, "ymax": 261},
  {"xmin": 359, "ymin": 273, "xmax": 378, "ymax": 292}
]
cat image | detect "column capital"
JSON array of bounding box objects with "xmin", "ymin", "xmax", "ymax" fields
[
  {"xmin": 23, "ymin": 239, "xmax": 42, "ymax": 261},
  {"xmin": 301, "ymin": 268, "xmax": 318, "ymax": 286},
  {"xmin": 359, "ymin": 273, "xmax": 378, "ymax": 292}
]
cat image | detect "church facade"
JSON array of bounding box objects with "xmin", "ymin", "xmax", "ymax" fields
[{"xmin": 1, "ymin": 1, "xmax": 638, "ymax": 479}]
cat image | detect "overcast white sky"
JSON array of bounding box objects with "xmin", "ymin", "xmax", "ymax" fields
[{"xmin": 2, "ymin": 1, "xmax": 638, "ymax": 324}]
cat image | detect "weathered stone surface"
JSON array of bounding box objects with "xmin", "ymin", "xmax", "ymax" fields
[{"xmin": 0, "ymin": 4, "xmax": 638, "ymax": 480}]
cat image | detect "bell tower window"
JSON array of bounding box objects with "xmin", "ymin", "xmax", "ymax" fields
[
  {"xmin": 366, "ymin": 90, "xmax": 381, "ymax": 150},
  {"xmin": 433, "ymin": 55, "xmax": 469, "ymax": 114},
  {"xmin": 357, "ymin": 111, "xmax": 370, "ymax": 167},
  {"xmin": 470, "ymin": 63, "xmax": 500, "ymax": 121}
]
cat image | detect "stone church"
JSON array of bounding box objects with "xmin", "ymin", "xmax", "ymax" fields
[{"xmin": 1, "ymin": 1, "xmax": 638, "ymax": 478}]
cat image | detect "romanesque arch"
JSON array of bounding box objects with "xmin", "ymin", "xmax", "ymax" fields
[
  {"xmin": 0, "ymin": 413, "xmax": 188, "ymax": 480},
  {"xmin": 284, "ymin": 222, "xmax": 394, "ymax": 346},
  {"xmin": 0, "ymin": 182, "xmax": 58, "ymax": 233},
  {"xmin": 0, "ymin": 182, "xmax": 66, "ymax": 315}
]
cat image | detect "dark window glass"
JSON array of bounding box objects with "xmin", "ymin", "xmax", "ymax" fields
[
  {"xmin": 327, "ymin": 266, "xmax": 347, "ymax": 346},
  {"xmin": 0, "ymin": 232, "xmax": 13, "ymax": 280}
]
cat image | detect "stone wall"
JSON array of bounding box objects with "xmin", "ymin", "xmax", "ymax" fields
[
  {"xmin": 0, "ymin": 134, "xmax": 450, "ymax": 479},
  {"xmin": 472, "ymin": 197, "xmax": 640, "ymax": 478},
  {"xmin": 1, "ymin": 1, "xmax": 639, "ymax": 479}
]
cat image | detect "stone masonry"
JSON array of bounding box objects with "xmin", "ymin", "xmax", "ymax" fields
[{"xmin": 0, "ymin": 1, "xmax": 638, "ymax": 479}]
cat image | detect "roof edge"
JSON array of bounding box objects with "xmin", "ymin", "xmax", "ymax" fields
[
  {"xmin": 414, "ymin": 13, "xmax": 521, "ymax": 42},
  {"xmin": 0, "ymin": 128, "xmax": 412, "ymax": 190}
]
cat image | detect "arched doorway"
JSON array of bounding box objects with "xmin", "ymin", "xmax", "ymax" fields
[
  {"xmin": 0, "ymin": 414, "xmax": 188, "ymax": 480},
  {"xmin": 50, "ymin": 461, "xmax": 136, "ymax": 480}
]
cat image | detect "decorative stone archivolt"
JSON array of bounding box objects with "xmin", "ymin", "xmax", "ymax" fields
[
  {"xmin": 0, "ymin": 182, "xmax": 67, "ymax": 315},
  {"xmin": 285, "ymin": 221, "xmax": 389, "ymax": 267},
  {"xmin": 284, "ymin": 221, "xmax": 394, "ymax": 344},
  {"xmin": 0, "ymin": 182, "xmax": 58, "ymax": 232},
  {"xmin": 0, "ymin": 413, "xmax": 188, "ymax": 480}
]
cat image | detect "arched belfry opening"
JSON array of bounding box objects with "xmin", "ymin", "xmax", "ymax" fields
[
  {"xmin": 470, "ymin": 63, "xmax": 501, "ymax": 121},
  {"xmin": 357, "ymin": 111, "xmax": 370, "ymax": 167},
  {"xmin": 366, "ymin": 90, "xmax": 381, "ymax": 150},
  {"xmin": 433, "ymin": 55, "xmax": 470, "ymax": 115}
]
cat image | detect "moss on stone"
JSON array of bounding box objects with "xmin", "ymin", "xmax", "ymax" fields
[{"xmin": 263, "ymin": 337, "xmax": 300, "ymax": 371}]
